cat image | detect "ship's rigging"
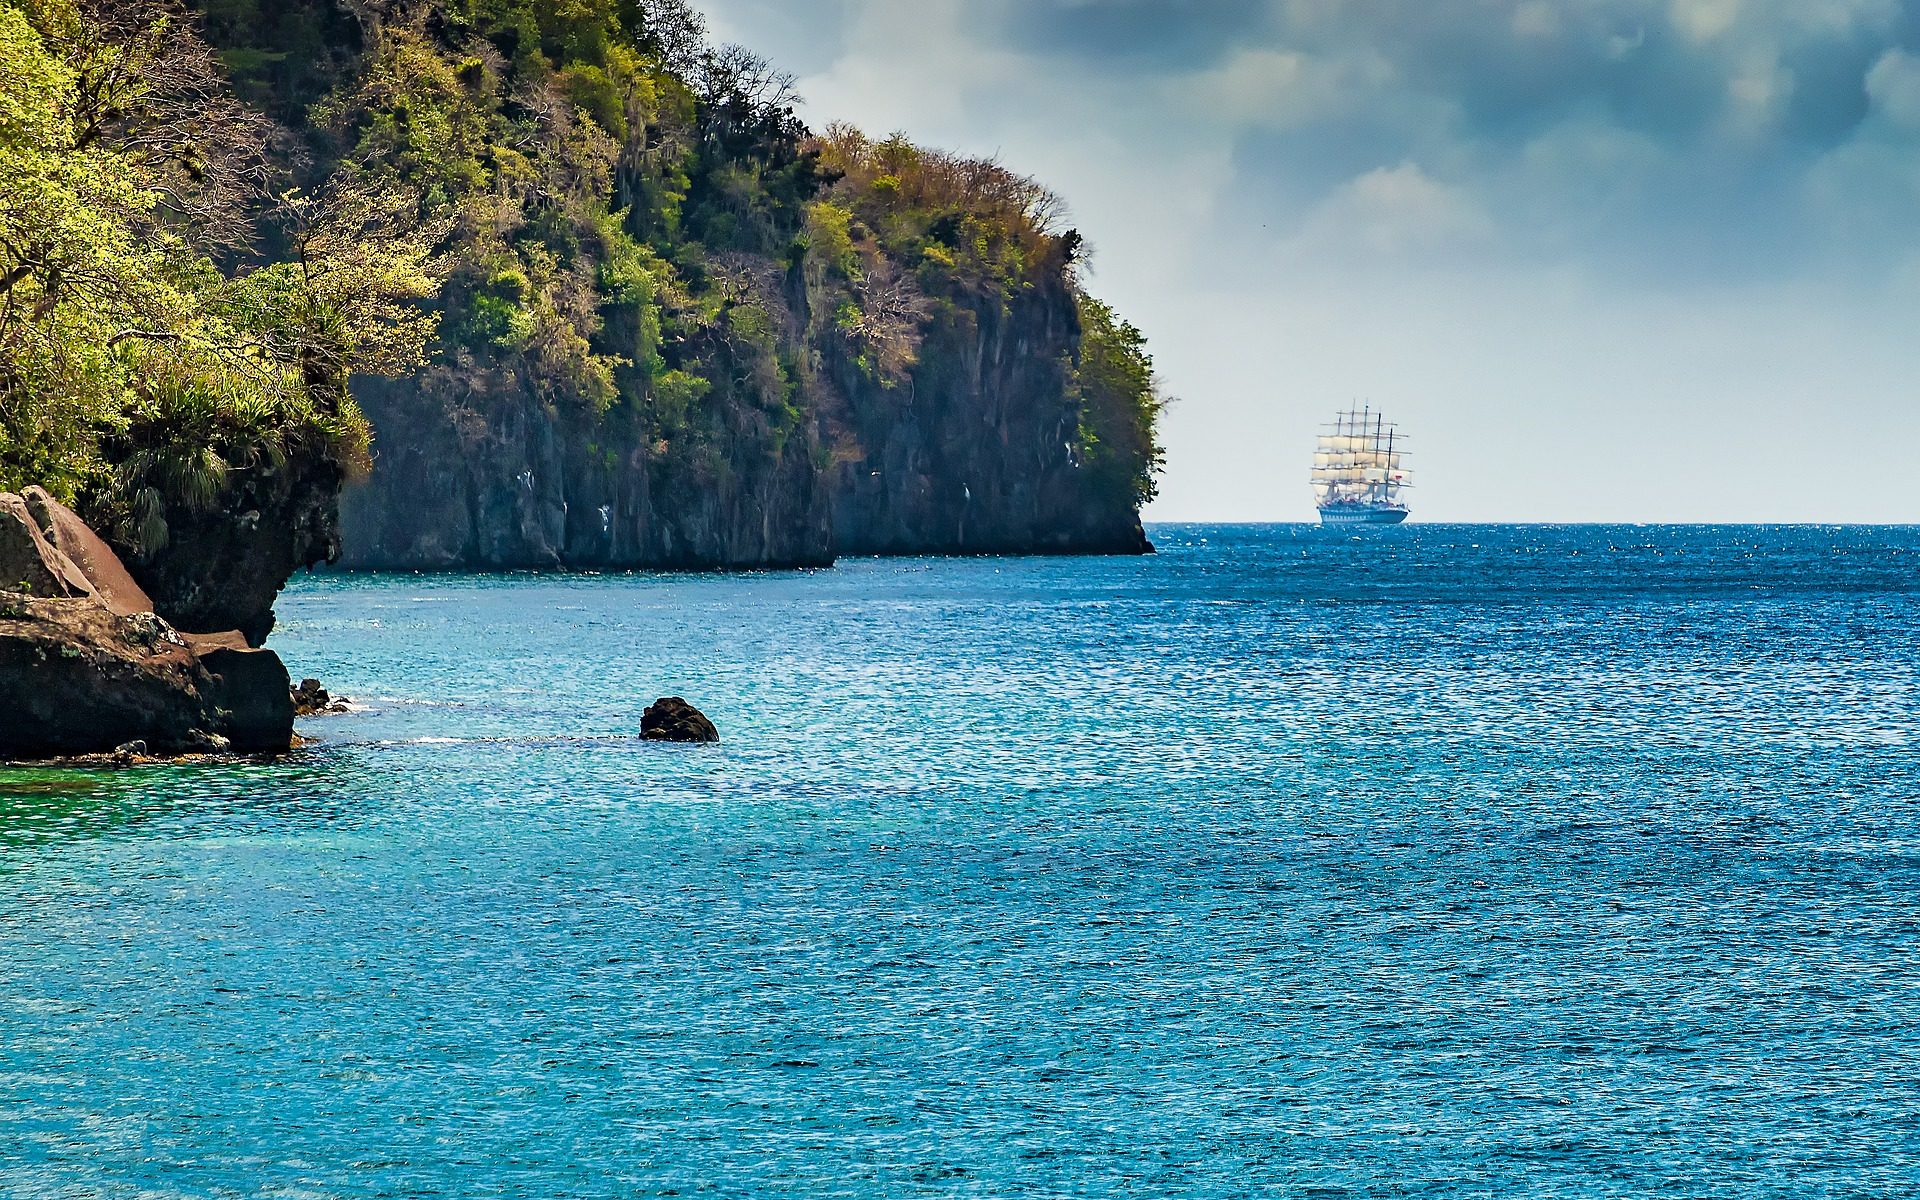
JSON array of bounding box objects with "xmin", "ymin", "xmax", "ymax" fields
[{"xmin": 1312, "ymin": 407, "xmax": 1412, "ymax": 524}]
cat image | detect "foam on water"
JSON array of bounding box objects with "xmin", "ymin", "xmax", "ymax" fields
[{"xmin": 3, "ymin": 524, "xmax": 1919, "ymax": 1197}]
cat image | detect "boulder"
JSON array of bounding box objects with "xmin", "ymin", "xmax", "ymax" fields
[
  {"xmin": 0, "ymin": 493, "xmax": 94, "ymax": 600},
  {"xmin": 292, "ymin": 677, "xmax": 329, "ymax": 715},
  {"xmin": 291, "ymin": 677, "xmax": 351, "ymax": 716},
  {"xmin": 199, "ymin": 645, "xmax": 295, "ymax": 750},
  {"xmin": 0, "ymin": 489, "xmax": 297, "ymax": 759},
  {"xmin": 23, "ymin": 486, "xmax": 155, "ymax": 616},
  {"xmin": 641, "ymin": 696, "xmax": 719, "ymax": 744}
]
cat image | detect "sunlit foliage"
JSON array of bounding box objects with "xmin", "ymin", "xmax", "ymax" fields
[
  {"xmin": 0, "ymin": 0, "xmax": 444, "ymax": 549},
  {"xmin": 2, "ymin": 0, "xmax": 1163, "ymax": 535},
  {"xmin": 1073, "ymin": 297, "xmax": 1166, "ymax": 508}
]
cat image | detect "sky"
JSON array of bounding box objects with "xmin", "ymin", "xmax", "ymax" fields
[{"xmin": 694, "ymin": 0, "xmax": 1920, "ymax": 522}]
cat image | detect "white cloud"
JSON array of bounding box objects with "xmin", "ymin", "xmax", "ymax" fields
[
  {"xmin": 1288, "ymin": 163, "xmax": 1493, "ymax": 261},
  {"xmin": 1671, "ymin": 0, "xmax": 1744, "ymax": 43},
  {"xmin": 1177, "ymin": 43, "xmax": 1398, "ymax": 132},
  {"xmin": 1723, "ymin": 55, "xmax": 1793, "ymax": 136},
  {"xmin": 1511, "ymin": 2, "xmax": 1561, "ymax": 40},
  {"xmin": 792, "ymin": 0, "xmax": 1018, "ymax": 135},
  {"xmin": 1866, "ymin": 48, "xmax": 1920, "ymax": 132},
  {"xmin": 1183, "ymin": 47, "xmax": 1314, "ymax": 127}
]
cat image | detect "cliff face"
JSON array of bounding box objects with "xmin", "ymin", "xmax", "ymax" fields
[
  {"xmin": 828, "ymin": 279, "xmax": 1150, "ymax": 558},
  {"xmin": 338, "ymin": 276, "xmax": 1146, "ymax": 570},
  {"xmin": 339, "ymin": 369, "xmax": 833, "ymax": 570}
]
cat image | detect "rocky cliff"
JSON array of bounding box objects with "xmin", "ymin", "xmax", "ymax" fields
[
  {"xmin": 826, "ymin": 275, "xmax": 1151, "ymax": 558},
  {"xmin": 338, "ymin": 272, "xmax": 1149, "ymax": 569},
  {"xmin": 198, "ymin": 3, "xmax": 1165, "ymax": 572},
  {"xmin": 339, "ymin": 367, "xmax": 834, "ymax": 570}
]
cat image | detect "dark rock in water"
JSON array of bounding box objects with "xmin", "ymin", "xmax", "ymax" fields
[
  {"xmin": 642, "ymin": 697, "xmax": 719, "ymax": 744},
  {"xmin": 0, "ymin": 489, "xmax": 297, "ymax": 759},
  {"xmin": 0, "ymin": 595, "xmax": 292, "ymax": 757},
  {"xmin": 200, "ymin": 645, "xmax": 295, "ymax": 748},
  {"xmin": 292, "ymin": 677, "xmax": 330, "ymax": 714},
  {"xmin": 291, "ymin": 677, "xmax": 352, "ymax": 716}
]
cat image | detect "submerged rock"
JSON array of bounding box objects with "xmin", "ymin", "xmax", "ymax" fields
[
  {"xmin": 0, "ymin": 490, "xmax": 296, "ymax": 760},
  {"xmin": 641, "ymin": 697, "xmax": 719, "ymax": 744}
]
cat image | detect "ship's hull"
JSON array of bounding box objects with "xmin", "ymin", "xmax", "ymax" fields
[{"xmin": 1318, "ymin": 507, "xmax": 1410, "ymax": 527}]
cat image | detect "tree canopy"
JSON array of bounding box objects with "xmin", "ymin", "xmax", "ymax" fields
[
  {"xmin": 0, "ymin": 0, "xmax": 1165, "ymax": 537},
  {"xmin": 0, "ymin": 0, "xmax": 442, "ymax": 548}
]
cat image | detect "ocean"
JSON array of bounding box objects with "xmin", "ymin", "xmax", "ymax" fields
[{"xmin": 3, "ymin": 523, "xmax": 1919, "ymax": 1197}]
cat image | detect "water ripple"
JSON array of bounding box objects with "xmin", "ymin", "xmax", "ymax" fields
[{"xmin": 4, "ymin": 525, "xmax": 1920, "ymax": 1196}]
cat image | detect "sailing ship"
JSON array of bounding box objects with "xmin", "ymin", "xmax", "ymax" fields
[{"xmin": 1311, "ymin": 406, "xmax": 1412, "ymax": 526}]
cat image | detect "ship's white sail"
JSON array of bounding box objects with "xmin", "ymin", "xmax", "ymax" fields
[{"xmin": 1310, "ymin": 406, "xmax": 1411, "ymax": 521}]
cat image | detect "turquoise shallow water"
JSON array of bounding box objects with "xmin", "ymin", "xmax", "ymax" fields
[{"xmin": 4, "ymin": 523, "xmax": 1920, "ymax": 1197}]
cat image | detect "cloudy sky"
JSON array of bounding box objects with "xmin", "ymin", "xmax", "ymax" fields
[{"xmin": 697, "ymin": 0, "xmax": 1920, "ymax": 522}]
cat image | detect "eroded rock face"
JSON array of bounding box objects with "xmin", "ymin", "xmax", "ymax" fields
[
  {"xmin": 0, "ymin": 490, "xmax": 296, "ymax": 759},
  {"xmin": 828, "ymin": 278, "xmax": 1153, "ymax": 558},
  {"xmin": 23, "ymin": 486, "xmax": 155, "ymax": 615},
  {"xmin": 89, "ymin": 448, "xmax": 344, "ymax": 646},
  {"xmin": 641, "ymin": 697, "xmax": 720, "ymax": 744},
  {"xmin": 339, "ymin": 373, "xmax": 834, "ymax": 571}
]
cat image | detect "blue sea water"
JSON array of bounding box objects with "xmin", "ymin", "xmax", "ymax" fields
[{"xmin": 4, "ymin": 523, "xmax": 1920, "ymax": 1198}]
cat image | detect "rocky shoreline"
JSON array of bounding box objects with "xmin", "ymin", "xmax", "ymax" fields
[
  {"xmin": 0, "ymin": 489, "xmax": 296, "ymax": 761},
  {"xmin": 0, "ymin": 472, "xmax": 1098, "ymax": 763}
]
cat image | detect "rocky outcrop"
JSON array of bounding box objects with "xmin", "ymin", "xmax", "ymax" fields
[
  {"xmin": 641, "ymin": 697, "xmax": 719, "ymax": 743},
  {"xmin": 0, "ymin": 489, "xmax": 296, "ymax": 759},
  {"xmin": 292, "ymin": 677, "xmax": 351, "ymax": 716},
  {"xmin": 98, "ymin": 449, "xmax": 345, "ymax": 646}
]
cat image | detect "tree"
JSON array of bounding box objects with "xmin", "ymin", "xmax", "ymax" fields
[
  {"xmin": 696, "ymin": 43, "xmax": 797, "ymax": 115},
  {"xmin": 632, "ymin": 0, "xmax": 706, "ymax": 76},
  {"xmin": 0, "ymin": 0, "xmax": 445, "ymax": 531},
  {"xmin": 1072, "ymin": 296, "xmax": 1166, "ymax": 507}
]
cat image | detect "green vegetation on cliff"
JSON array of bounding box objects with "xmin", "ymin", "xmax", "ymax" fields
[
  {"xmin": 0, "ymin": 0, "xmax": 1165, "ymax": 575},
  {"xmin": 0, "ymin": 0, "xmax": 442, "ymax": 552}
]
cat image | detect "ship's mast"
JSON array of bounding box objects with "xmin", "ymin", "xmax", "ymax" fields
[
  {"xmin": 1378, "ymin": 412, "xmax": 1387, "ymax": 503},
  {"xmin": 1310, "ymin": 403, "xmax": 1413, "ymax": 511},
  {"xmin": 1386, "ymin": 426, "xmax": 1395, "ymax": 506}
]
